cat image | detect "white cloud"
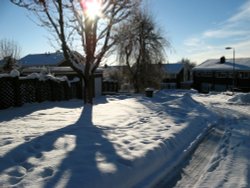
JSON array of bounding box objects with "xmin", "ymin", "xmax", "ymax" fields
[
  {"xmin": 227, "ymin": 1, "xmax": 250, "ymax": 23},
  {"xmin": 184, "ymin": 38, "xmax": 203, "ymax": 47},
  {"xmin": 182, "ymin": 1, "xmax": 250, "ymax": 64},
  {"xmin": 188, "ymin": 39, "xmax": 250, "ymax": 64},
  {"xmin": 202, "ymin": 1, "xmax": 250, "ymax": 39},
  {"xmin": 203, "ymin": 30, "xmax": 249, "ymax": 39}
]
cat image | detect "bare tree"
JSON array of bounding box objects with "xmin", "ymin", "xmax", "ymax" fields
[
  {"xmin": 0, "ymin": 39, "xmax": 21, "ymax": 72},
  {"xmin": 0, "ymin": 38, "xmax": 21, "ymax": 60},
  {"xmin": 116, "ymin": 10, "xmax": 169, "ymax": 92},
  {"xmin": 178, "ymin": 58, "xmax": 196, "ymax": 81},
  {"xmin": 11, "ymin": 0, "xmax": 141, "ymax": 104}
]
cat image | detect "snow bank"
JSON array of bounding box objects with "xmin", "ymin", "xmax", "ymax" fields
[
  {"xmin": 0, "ymin": 69, "xmax": 20, "ymax": 78},
  {"xmin": 22, "ymin": 73, "xmax": 68, "ymax": 82},
  {"xmin": 136, "ymin": 91, "xmax": 217, "ymax": 187},
  {"xmin": 0, "ymin": 73, "xmax": 9, "ymax": 78},
  {"xmin": 228, "ymin": 93, "xmax": 250, "ymax": 104},
  {"xmin": 10, "ymin": 69, "xmax": 20, "ymax": 77},
  {"xmin": 0, "ymin": 70, "xmax": 75, "ymax": 85}
]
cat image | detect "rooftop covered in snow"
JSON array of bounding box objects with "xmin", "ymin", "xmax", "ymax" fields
[
  {"xmin": 193, "ymin": 57, "xmax": 250, "ymax": 71},
  {"xmin": 20, "ymin": 52, "xmax": 65, "ymax": 67}
]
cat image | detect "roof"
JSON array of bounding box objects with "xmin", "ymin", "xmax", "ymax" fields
[
  {"xmin": 20, "ymin": 52, "xmax": 65, "ymax": 67},
  {"xmin": 162, "ymin": 63, "xmax": 184, "ymax": 74},
  {"xmin": 193, "ymin": 58, "xmax": 250, "ymax": 71}
]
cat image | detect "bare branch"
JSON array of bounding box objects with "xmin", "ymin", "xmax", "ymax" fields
[
  {"xmin": 11, "ymin": 0, "xmax": 142, "ymax": 103},
  {"xmin": 0, "ymin": 38, "xmax": 21, "ymax": 59}
]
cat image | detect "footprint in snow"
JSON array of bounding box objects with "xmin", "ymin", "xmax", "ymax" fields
[
  {"xmin": 35, "ymin": 152, "xmax": 43, "ymax": 159},
  {"xmin": 139, "ymin": 117, "xmax": 149, "ymax": 123},
  {"xmin": 6, "ymin": 166, "xmax": 26, "ymax": 186},
  {"xmin": 0, "ymin": 137, "xmax": 13, "ymax": 146},
  {"xmin": 8, "ymin": 176, "xmax": 23, "ymax": 186},
  {"xmin": 141, "ymin": 140, "xmax": 151, "ymax": 144},
  {"xmin": 0, "ymin": 140, "xmax": 13, "ymax": 146},
  {"xmin": 21, "ymin": 161, "xmax": 34, "ymax": 172},
  {"xmin": 7, "ymin": 166, "xmax": 27, "ymax": 178},
  {"xmin": 129, "ymin": 146, "xmax": 135, "ymax": 151},
  {"xmin": 123, "ymin": 140, "xmax": 130, "ymax": 144},
  {"xmin": 24, "ymin": 136, "xmax": 32, "ymax": 142},
  {"xmin": 40, "ymin": 167, "xmax": 54, "ymax": 178}
]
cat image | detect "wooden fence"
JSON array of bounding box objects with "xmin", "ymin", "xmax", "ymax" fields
[
  {"xmin": 102, "ymin": 81, "xmax": 119, "ymax": 94},
  {"xmin": 0, "ymin": 77, "xmax": 82, "ymax": 110}
]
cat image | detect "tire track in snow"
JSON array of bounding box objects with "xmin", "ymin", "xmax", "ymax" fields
[
  {"xmin": 170, "ymin": 127, "xmax": 224, "ymax": 188},
  {"xmin": 154, "ymin": 126, "xmax": 224, "ymax": 188},
  {"xmin": 162, "ymin": 125, "xmax": 232, "ymax": 187},
  {"xmin": 157, "ymin": 98, "xmax": 250, "ymax": 188}
]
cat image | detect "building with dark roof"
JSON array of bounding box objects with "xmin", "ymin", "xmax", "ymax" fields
[
  {"xmin": 20, "ymin": 52, "xmax": 67, "ymax": 68},
  {"xmin": 161, "ymin": 63, "xmax": 192, "ymax": 89},
  {"xmin": 0, "ymin": 59, "xmax": 4, "ymax": 72},
  {"xmin": 19, "ymin": 52, "xmax": 103, "ymax": 97},
  {"xmin": 193, "ymin": 57, "xmax": 250, "ymax": 93}
]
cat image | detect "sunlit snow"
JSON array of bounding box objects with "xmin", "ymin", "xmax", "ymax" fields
[{"xmin": 0, "ymin": 90, "xmax": 249, "ymax": 188}]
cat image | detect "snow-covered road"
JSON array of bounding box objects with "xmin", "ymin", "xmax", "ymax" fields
[{"xmin": 158, "ymin": 93, "xmax": 250, "ymax": 188}]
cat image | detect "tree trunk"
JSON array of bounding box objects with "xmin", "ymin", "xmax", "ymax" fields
[
  {"xmin": 133, "ymin": 76, "xmax": 140, "ymax": 93},
  {"xmin": 83, "ymin": 74, "xmax": 94, "ymax": 104}
]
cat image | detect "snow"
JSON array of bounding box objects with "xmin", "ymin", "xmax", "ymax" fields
[
  {"xmin": 193, "ymin": 57, "xmax": 250, "ymax": 71},
  {"xmin": 20, "ymin": 53, "xmax": 65, "ymax": 67},
  {"xmin": 0, "ymin": 90, "xmax": 249, "ymax": 188},
  {"xmin": 0, "ymin": 73, "xmax": 10, "ymax": 78},
  {"xmin": 145, "ymin": 88, "xmax": 154, "ymax": 91},
  {"xmin": 0, "ymin": 69, "xmax": 20, "ymax": 78},
  {"xmin": 19, "ymin": 72, "xmax": 74, "ymax": 87},
  {"xmin": 10, "ymin": 69, "xmax": 20, "ymax": 77},
  {"xmin": 228, "ymin": 93, "xmax": 250, "ymax": 104}
]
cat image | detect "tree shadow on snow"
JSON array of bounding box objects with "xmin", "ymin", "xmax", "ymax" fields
[{"xmin": 0, "ymin": 98, "xmax": 128, "ymax": 187}]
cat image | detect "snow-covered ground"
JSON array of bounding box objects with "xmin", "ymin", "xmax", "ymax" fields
[
  {"xmin": 156, "ymin": 91, "xmax": 250, "ymax": 188},
  {"xmin": 0, "ymin": 90, "xmax": 249, "ymax": 188}
]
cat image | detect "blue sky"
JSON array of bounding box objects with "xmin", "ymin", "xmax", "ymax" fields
[{"xmin": 1, "ymin": 0, "xmax": 250, "ymax": 64}]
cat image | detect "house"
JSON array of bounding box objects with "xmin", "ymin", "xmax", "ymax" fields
[
  {"xmin": 161, "ymin": 63, "xmax": 191, "ymax": 89},
  {"xmin": 102, "ymin": 63, "xmax": 193, "ymax": 91},
  {"xmin": 20, "ymin": 52, "xmax": 66, "ymax": 67},
  {"xmin": 192, "ymin": 57, "xmax": 250, "ymax": 93},
  {"xmin": 102, "ymin": 64, "xmax": 135, "ymax": 93},
  {"xmin": 0, "ymin": 59, "xmax": 4, "ymax": 73},
  {"xmin": 20, "ymin": 52, "xmax": 103, "ymax": 97}
]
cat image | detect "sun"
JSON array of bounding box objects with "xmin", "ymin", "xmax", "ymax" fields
[{"xmin": 81, "ymin": 0, "xmax": 102, "ymax": 20}]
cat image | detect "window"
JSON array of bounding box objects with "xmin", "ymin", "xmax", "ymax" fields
[
  {"xmin": 195, "ymin": 72, "xmax": 212, "ymax": 77},
  {"xmin": 165, "ymin": 73, "xmax": 176, "ymax": 79},
  {"xmin": 238, "ymin": 72, "xmax": 250, "ymax": 79},
  {"xmin": 215, "ymin": 72, "xmax": 228, "ymax": 78}
]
